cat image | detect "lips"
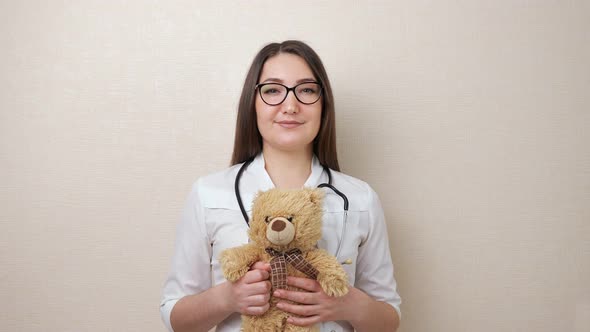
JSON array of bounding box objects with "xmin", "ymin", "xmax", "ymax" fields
[{"xmin": 276, "ymin": 120, "xmax": 303, "ymax": 129}]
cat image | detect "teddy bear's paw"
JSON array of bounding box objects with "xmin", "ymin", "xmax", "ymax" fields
[
  {"xmin": 220, "ymin": 251, "xmax": 249, "ymax": 282},
  {"xmin": 221, "ymin": 259, "xmax": 251, "ymax": 282},
  {"xmin": 224, "ymin": 266, "xmax": 249, "ymax": 282},
  {"xmin": 284, "ymin": 324, "xmax": 319, "ymax": 332},
  {"xmin": 318, "ymin": 275, "xmax": 349, "ymax": 297}
]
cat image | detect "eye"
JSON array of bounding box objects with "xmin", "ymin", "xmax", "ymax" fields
[
  {"xmin": 296, "ymin": 83, "xmax": 320, "ymax": 96},
  {"xmin": 260, "ymin": 84, "xmax": 284, "ymax": 95},
  {"xmin": 265, "ymin": 216, "xmax": 271, "ymax": 224},
  {"xmin": 263, "ymin": 88, "xmax": 280, "ymax": 94},
  {"xmin": 287, "ymin": 216, "xmax": 293, "ymax": 223}
]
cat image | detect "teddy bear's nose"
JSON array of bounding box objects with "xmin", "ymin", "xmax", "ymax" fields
[{"xmin": 271, "ymin": 219, "xmax": 286, "ymax": 232}]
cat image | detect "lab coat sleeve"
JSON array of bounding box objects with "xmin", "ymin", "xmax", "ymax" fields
[
  {"xmin": 354, "ymin": 185, "xmax": 402, "ymax": 318},
  {"xmin": 160, "ymin": 179, "xmax": 212, "ymax": 332}
]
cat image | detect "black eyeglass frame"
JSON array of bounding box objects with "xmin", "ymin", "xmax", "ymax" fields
[{"xmin": 254, "ymin": 82, "xmax": 323, "ymax": 106}]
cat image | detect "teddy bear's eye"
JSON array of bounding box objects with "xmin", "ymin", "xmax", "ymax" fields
[
  {"xmin": 265, "ymin": 216, "xmax": 270, "ymax": 224},
  {"xmin": 287, "ymin": 216, "xmax": 293, "ymax": 223}
]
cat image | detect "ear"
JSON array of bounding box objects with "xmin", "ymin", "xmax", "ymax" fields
[
  {"xmin": 309, "ymin": 189, "xmax": 325, "ymax": 205},
  {"xmin": 252, "ymin": 190, "xmax": 266, "ymax": 205}
]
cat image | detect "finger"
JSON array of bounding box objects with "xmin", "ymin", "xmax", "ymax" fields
[
  {"xmin": 252, "ymin": 283, "xmax": 272, "ymax": 299},
  {"xmin": 276, "ymin": 301, "xmax": 319, "ymax": 317},
  {"xmin": 244, "ymin": 303, "xmax": 270, "ymax": 316},
  {"xmin": 273, "ymin": 289, "xmax": 317, "ymax": 305},
  {"xmin": 236, "ymin": 280, "xmax": 270, "ymax": 300},
  {"xmin": 262, "ymin": 290, "xmax": 271, "ymax": 303},
  {"xmin": 238, "ymin": 281, "xmax": 271, "ymax": 301},
  {"xmin": 287, "ymin": 314, "xmax": 320, "ymax": 327},
  {"xmin": 286, "ymin": 276, "xmax": 321, "ymax": 292},
  {"xmin": 248, "ymin": 280, "xmax": 271, "ymax": 294},
  {"xmin": 250, "ymin": 261, "xmax": 271, "ymax": 272},
  {"xmin": 242, "ymin": 269, "xmax": 270, "ymax": 283},
  {"xmin": 246, "ymin": 293, "xmax": 270, "ymax": 306}
]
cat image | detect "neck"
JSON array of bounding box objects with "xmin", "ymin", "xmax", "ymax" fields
[{"xmin": 263, "ymin": 145, "xmax": 313, "ymax": 189}]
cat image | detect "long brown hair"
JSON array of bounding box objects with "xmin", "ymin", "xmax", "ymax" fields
[{"xmin": 230, "ymin": 40, "xmax": 340, "ymax": 171}]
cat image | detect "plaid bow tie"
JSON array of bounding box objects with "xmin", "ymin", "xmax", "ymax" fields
[{"xmin": 265, "ymin": 248, "xmax": 319, "ymax": 290}]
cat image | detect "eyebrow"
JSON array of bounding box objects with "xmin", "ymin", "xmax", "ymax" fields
[{"xmin": 261, "ymin": 77, "xmax": 317, "ymax": 84}]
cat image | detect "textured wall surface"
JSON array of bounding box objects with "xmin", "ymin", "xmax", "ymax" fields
[{"xmin": 1, "ymin": 1, "xmax": 589, "ymax": 331}]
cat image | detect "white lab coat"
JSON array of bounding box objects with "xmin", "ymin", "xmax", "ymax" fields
[{"xmin": 160, "ymin": 153, "xmax": 401, "ymax": 332}]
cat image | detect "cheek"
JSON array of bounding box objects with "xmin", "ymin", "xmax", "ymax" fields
[
  {"xmin": 310, "ymin": 108, "xmax": 322, "ymax": 135},
  {"xmin": 255, "ymin": 102, "xmax": 270, "ymax": 127},
  {"xmin": 255, "ymin": 103, "xmax": 277, "ymax": 143}
]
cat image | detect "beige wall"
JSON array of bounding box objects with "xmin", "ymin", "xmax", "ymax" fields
[{"xmin": 1, "ymin": 1, "xmax": 589, "ymax": 331}]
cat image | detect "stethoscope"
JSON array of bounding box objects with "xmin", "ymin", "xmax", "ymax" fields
[{"xmin": 234, "ymin": 158, "xmax": 351, "ymax": 263}]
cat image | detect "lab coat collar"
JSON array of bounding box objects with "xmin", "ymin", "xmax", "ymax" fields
[
  {"xmin": 250, "ymin": 152, "xmax": 325, "ymax": 189},
  {"xmin": 238, "ymin": 153, "xmax": 327, "ymax": 213}
]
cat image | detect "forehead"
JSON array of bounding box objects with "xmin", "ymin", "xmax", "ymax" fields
[{"xmin": 259, "ymin": 53, "xmax": 316, "ymax": 83}]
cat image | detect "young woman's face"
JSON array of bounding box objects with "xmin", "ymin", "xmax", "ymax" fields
[{"xmin": 255, "ymin": 53, "xmax": 322, "ymax": 153}]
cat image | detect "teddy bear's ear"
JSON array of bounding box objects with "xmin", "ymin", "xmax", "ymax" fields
[{"xmin": 309, "ymin": 189, "xmax": 325, "ymax": 205}]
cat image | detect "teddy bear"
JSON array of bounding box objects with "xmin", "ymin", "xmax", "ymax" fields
[{"xmin": 220, "ymin": 188, "xmax": 349, "ymax": 332}]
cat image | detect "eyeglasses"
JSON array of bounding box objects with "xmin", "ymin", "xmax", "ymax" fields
[{"xmin": 255, "ymin": 82, "xmax": 323, "ymax": 106}]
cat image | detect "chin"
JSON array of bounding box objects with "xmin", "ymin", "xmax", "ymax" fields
[{"xmin": 266, "ymin": 139, "xmax": 314, "ymax": 152}]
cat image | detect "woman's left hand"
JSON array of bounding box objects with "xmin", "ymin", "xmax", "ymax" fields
[{"xmin": 273, "ymin": 276, "xmax": 358, "ymax": 326}]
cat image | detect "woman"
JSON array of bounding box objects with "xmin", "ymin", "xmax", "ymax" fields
[{"xmin": 160, "ymin": 40, "xmax": 401, "ymax": 332}]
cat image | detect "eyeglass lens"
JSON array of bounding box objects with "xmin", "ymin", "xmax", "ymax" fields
[{"xmin": 259, "ymin": 83, "xmax": 321, "ymax": 105}]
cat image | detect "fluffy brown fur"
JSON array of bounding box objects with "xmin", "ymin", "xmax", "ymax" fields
[{"xmin": 220, "ymin": 188, "xmax": 349, "ymax": 332}]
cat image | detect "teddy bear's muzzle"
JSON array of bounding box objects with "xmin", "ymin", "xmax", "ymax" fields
[{"xmin": 266, "ymin": 217, "xmax": 295, "ymax": 246}]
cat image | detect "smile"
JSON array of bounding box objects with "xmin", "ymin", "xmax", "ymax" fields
[{"xmin": 275, "ymin": 121, "xmax": 304, "ymax": 129}]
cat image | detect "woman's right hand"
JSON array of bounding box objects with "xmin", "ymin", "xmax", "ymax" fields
[{"xmin": 226, "ymin": 261, "xmax": 271, "ymax": 316}]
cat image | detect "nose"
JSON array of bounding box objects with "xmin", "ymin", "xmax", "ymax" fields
[
  {"xmin": 271, "ymin": 219, "xmax": 286, "ymax": 231},
  {"xmin": 282, "ymin": 91, "xmax": 299, "ymax": 114}
]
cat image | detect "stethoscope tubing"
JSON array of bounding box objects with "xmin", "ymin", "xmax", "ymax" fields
[{"xmin": 234, "ymin": 158, "xmax": 350, "ymax": 261}]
